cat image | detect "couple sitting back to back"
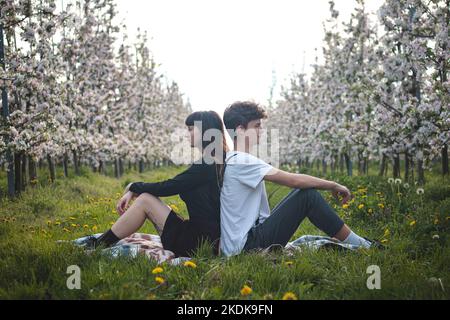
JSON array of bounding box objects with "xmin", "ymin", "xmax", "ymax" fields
[{"xmin": 86, "ymin": 101, "xmax": 375, "ymax": 257}]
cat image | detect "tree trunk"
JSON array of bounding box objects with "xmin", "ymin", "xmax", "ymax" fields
[
  {"xmin": 47, "ymin": 155, "xmax": 56, "ymax": 183},
  {"xmin": 357, "ymin": 152, "xmax": 363, "ymax": 176},
  {"xmin": 114, "ymin": 158, "xmax": 119, "ymax": 178},
  {"xmin": 385, "ymin": 159, "xmax": 389, "ymax": 177},
  {"xmin": 14, "ymin": 152, "xmax": 22, "ymax": 195},
  {"xmin": 21, "ymin": 153, "xmax": 28, "ymax": 191},
  {"xmin": 393, "ymin": 154, "xmax": 400, "ymax": 178},
  {"xmin": 29, "ymin": 156, "xmax": 37, "ymax": 186},
  {"xmin": 322, "ymin": 158, "xmax": 327, "ymax": 175},
  {"xmin": 379, "ymin": 153, "xmax": 387, "ymax": 177},
  {"xmin": 72, "ymin": 150, "xmax": 80, "ymax": 175},
  {"xmin": 404, "ymin": 151, "xmax": 410, "ymax": 182},
  {"xmin": 119, "ymin": 158, "xmax": 124, "ymax": 177},
  {"xmin": 63, "ymin": 153, "xmax": 69, "ymax": 178},
  {"xmin": 344, "ymin": 153, "xmax": 352, "ymax": 176},
  {"xmin": 330, "ymin": 155, "xmax": 336, "ymax": 174},
  {"xmin": 363, "ymin": 157, "xmax": 368, "ymax": 175},
  {"xmin": 339, "ymin": 153, "xmax": 344, "ymax": 173},
  {"xmin": 417, "ymin": 158, "xmax": 425, "ymax": 186},
  {"xmin": 442, "ymin": 143, "xmax": 449, "ymax": 176},
  {"xmin": 98, "ymin": 160, "xmax": 104, "ymax": 174},
  {"xmin": 139, "ymin": 159, "xmax": 144, "ymax": 173}
]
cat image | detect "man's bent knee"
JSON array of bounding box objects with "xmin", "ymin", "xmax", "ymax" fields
[{"xmin": 297, "ymin": 188, "xmax": 320, "ymax": 197}]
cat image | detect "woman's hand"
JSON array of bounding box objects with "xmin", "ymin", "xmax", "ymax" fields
[
  {"xmin": 116, "ymin": 191, "xmax": 136, "ymax": 215},
  {"xmin": 330, "ymin": 183, "xmax": 353, "ymax": 205}
]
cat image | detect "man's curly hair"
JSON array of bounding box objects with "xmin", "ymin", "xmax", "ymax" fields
[{"xmin": 223, "ymin": 101, "xmax": 267, "ymax": 131}]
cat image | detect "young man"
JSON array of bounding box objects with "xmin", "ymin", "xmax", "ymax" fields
[{"xmin": 220, "ymin": 101, "xmax": 375, "ymax": 257}]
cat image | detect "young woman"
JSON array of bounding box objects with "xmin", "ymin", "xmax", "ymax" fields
[{"xmin": 86, "ymin": 111, "xmax": 228, "ymax": 257}]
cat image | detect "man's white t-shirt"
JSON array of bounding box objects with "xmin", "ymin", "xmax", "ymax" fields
[{"xmin": 220, "ymin": 151, "xmax": 274, "ymax": 257}]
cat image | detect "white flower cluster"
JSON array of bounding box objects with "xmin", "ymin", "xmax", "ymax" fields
[
  {"xmin": 0, "ymin": 0, "xmax": 191, "ymax": 168},
  {"xmin": 267, "ymin": 0, "xmax": 449, "ymax": 172}
]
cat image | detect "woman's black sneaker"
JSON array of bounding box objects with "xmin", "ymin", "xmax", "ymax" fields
[{"xmin": 363, "ymin": 237, "xmax": 386, "ymax": 250}]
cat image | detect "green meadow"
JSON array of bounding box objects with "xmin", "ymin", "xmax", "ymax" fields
[{"xmin": 0, "ymin": 164, "xmax": 449, "ymax": 299}]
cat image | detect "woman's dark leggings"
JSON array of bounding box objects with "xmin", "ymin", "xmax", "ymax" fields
[{"xmin": 243, "ymin": 188, "xmax": 345, "ymax": 251}]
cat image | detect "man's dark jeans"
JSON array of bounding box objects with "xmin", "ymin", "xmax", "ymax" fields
[{"xmin": 243, "ymin": 188, "xmax": 345, "ymax": 251}]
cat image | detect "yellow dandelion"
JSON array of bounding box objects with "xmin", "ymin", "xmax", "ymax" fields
[
  {"xmin": 342, "ymin": 204, "xmax": 349, "ymax": 209},
  {"xmin": 184, "ymin": 261, "xmax": 197, "ymax": 268},
  {"xmin": 71, "ymin": 223, "xmax": 77, "ymax": 227},
  {"xmin": 63, "ymin": 228, "xmax": 70, "ymax": 232},
  {"xmin": 368, "ymin": 208, "xmax": 373, "ymax": 214},
  {"xmin": 83, "ymin": 224, "xmax": 89, "ymax": 228},
  {"xmin": 155, "ymin": 276, "xmax": 165, "ymax": 284},
  {"xmin": 282, "ymin": 292, "xmax": 298, "ymax": 300},
  {"xmin": 358, "ymin": 204, "xmax": 364, "ymax": 209},
  {"xmin": 152, "ymin": 267, "xmax": 164, "ymax": 274},
  {"xmin": 381, "ymin": 239, "xmax": 389, "ymax": 243},
  {"xmin": 409, "ymin": 220, "xmax": 416, "ymax": 227},
  {"xmin": 284, "ymin": 261, "xmax": 294, "ymax": 267},
  {"xmin": 378, "ymin": 203, "xmax": 385, "ymax": 209},
  {"xmin": 92, "ymin": 225, "xmax": 98, "ymax": 232},
  {"xmin": 240, "ymin": 285, "xmax": 252, "ymax": 296}
]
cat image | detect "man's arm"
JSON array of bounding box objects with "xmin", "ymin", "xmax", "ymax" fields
[{"xmin": 263, "ymin": 168, "xmax": 352, "ymax": 204}]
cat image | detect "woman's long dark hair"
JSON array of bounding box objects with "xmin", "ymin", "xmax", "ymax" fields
[{"xmin": 185, "ymin": 111, "xmax": 229, "ymax": 188}]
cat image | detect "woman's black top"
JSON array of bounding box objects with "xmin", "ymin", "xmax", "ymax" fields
[{"xmin": 129, "ymin": 161, "xmax": 221, "ymax": 241}]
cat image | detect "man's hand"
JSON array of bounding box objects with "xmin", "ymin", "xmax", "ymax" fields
[
  {"xmin": 116, "ymin": 191, "xmax": 136, "ymax": 215},
  {"xmin": 331, "ymin": 183, "xmax": 352, "ymax": 205}
]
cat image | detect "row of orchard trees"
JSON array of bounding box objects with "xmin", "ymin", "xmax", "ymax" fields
[
  {"xmin": 268, "ymin": 0, "xmax": 449, "ymax": 185},
  {"xmin": 0, "ymin": 0, "xmax": 191, "ymax": 196}
]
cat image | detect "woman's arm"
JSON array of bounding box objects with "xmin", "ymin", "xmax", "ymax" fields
[{"xmin": 129, "ymin": 163, "xmax": 213, "ymax": 197}]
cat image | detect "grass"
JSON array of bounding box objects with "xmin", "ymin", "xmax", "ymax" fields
[{"xmin": 0, "ymin": 164, "xmax": 449, "ymax": 300}]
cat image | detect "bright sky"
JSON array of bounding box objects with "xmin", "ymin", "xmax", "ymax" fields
[{"xmin": 115, "ymin": 0, "xmax": 384, "ymax": 115}]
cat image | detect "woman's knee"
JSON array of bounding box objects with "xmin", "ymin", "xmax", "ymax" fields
[{"xmin": 135, "ymin": 193, "xmax": 159, "ymax": 206}]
